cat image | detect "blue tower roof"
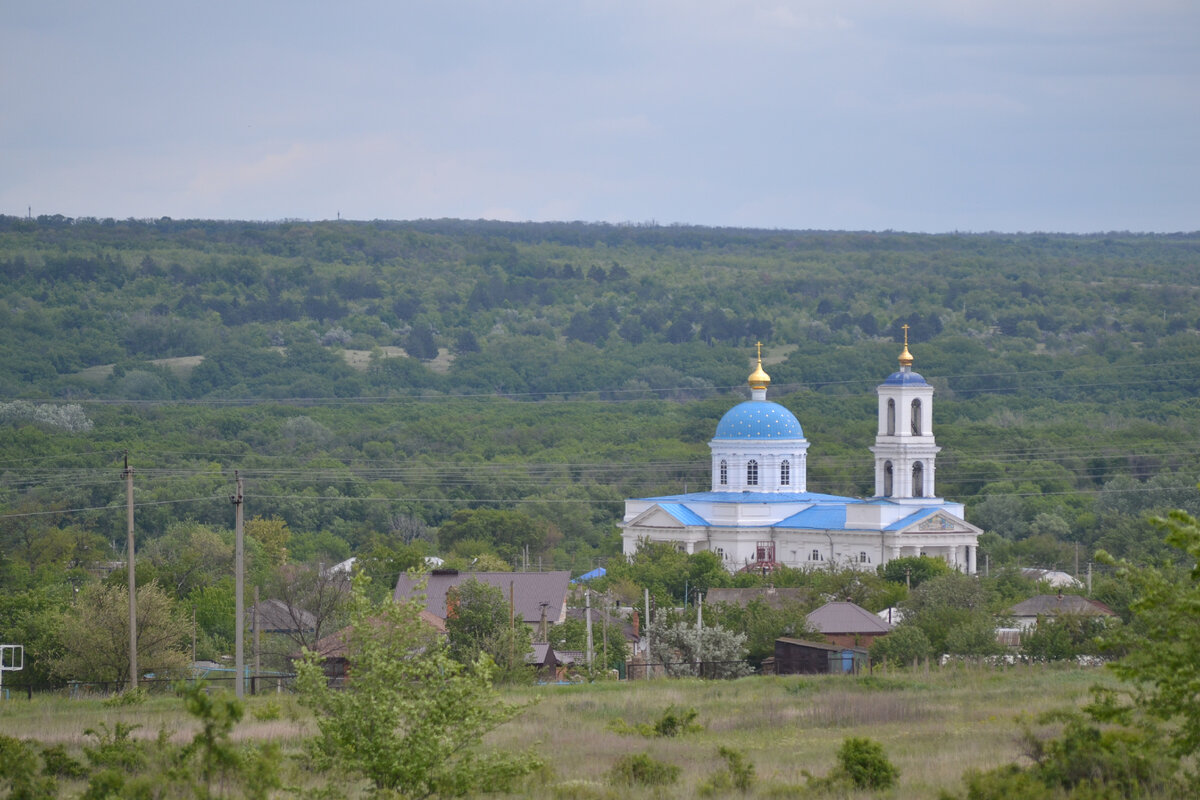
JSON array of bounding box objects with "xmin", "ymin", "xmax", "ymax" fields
[
  {"xmin": 713, "ymin": 400, "xmax": 804, "ymax": 440},
  {"xmin": 881, "ymin": 369, "xmax": 929, "ymax": 387}
]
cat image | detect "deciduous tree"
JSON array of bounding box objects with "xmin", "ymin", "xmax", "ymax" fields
[
  {"xmin": 296, "ymin": 577, "xmax": 541, "ymax": 796},
  {"xmin": 444, "ymin": 578, "xmax": 532, "ymax": 682},
  {"xmin": 53, "ymin": 581, "xmax": 189, "ymax": 685}
]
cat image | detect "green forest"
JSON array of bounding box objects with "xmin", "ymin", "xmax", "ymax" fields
[{"xmin": 1, "ymin": 215, "xmax": 1199, "ymax": 676}]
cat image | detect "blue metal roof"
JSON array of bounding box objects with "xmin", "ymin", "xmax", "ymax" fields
[
  {"xmin": 571, "ymin": 567, "xmax": 607, "ymax": 584},
  {"xmin": 657, "ymin": 503, "xmax": 711, "ymax": 526},
  {"xmin": 775, "ymin": 505, "xmax": 848, "ymax": 530},
  {"xmin": 713, "ymin": 400, "xmax": 805, "ymax": 439},
  {"xmin": 885, "ymin": 507, "xmax": 941, "ymax": 530},
  {"xmin": 881, "ymin": 369, "xmax": 929, "ymax": 387},
  {"xmin": 644, "ymin": 491, "xmax": 860, "ymax": 504}
]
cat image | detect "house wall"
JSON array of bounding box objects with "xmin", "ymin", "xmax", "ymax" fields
[{"xmin": 822, "ymin": 632, "xmax": 887, "ymax": 650}]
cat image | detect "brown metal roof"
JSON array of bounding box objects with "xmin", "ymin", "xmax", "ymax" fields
[
  {"xmin": 775, "ymin": 637, "xmax": 869, "ymax": 654},
  {"xmin": 394, "ymin": 571, "xmax": 571, "ymax": 625},
  {"xmin": 806, "ymin": 601, "xmax": 892, "ymax": 635},
  {"xmin": 248, "ymin": 599, "xmax": 317, "ymax": 633},
  {"xmin": 306, "ymin": 610, "xmax": 446, "ymax": 660},
  {"xmin": 706, "ymin": 587, "xmax": 813, "ymax": 610},
  {"xmin": 1008, "ymin": 594, "xmax": 1115, "ymax": 618}
]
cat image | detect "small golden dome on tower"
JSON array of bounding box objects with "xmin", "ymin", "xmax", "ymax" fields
[
  {"xmin": 749, "ymin": 341, "xmax": 771, "ymax": 390},
  {"xmin": 898, "ymin": 323, "xmax": 914, "ymax": 367}
]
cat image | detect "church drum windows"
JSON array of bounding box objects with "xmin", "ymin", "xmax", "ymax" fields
[
  {"xmin": 780, "ymin": 459, "xmax": 791, "ymax": 486},
  {"xmin": 746, "ymin": 459, "xmax": 759, "ymax": 486},
  {"xmin": 719, "ymin": 459, "xmax": 728, "ymax": 486}
]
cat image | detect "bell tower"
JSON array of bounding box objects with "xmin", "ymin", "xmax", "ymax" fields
[{"xmin": 869, "ymin": 325, "xmax": 940, "ymax": 501}]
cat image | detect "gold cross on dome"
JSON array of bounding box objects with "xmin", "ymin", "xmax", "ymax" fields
[
  {"xmin": 755, "ymin": 341, "xmax": 763, "ymax": 361},
  {"xmin": 901, "ymin": 323, "xmax": 909, "ymax": 347}
]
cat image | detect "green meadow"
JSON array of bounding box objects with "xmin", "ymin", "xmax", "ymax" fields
[{"xmin": 0, "ymin": 664, "xmax": 1115, "ymax": 798}]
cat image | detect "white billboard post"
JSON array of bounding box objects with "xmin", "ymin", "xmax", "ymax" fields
[{"xmin": 0, "ymin": 645, "xmax": 22, "ymax": 700}]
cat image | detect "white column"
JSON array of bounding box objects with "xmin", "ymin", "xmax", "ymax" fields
[{"xmin": 967, "ymin": 545, "xmax": 977, "ymax": 575}]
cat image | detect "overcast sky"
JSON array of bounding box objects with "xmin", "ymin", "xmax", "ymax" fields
[{"xmin": 3, "ymin": 1, "xmax": 1198, "ymax": 233}]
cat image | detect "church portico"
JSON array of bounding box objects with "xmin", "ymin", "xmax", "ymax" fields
[{"xmin": 620, "ymin": 339, "xmax": 982, "ymax": 575}]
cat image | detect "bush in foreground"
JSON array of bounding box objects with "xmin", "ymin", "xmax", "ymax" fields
[{"xmin": 608, "ymin": 753, "xmax": 680, "ymax": 787}]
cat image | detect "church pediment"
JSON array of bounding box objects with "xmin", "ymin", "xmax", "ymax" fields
[
  {"xmin": 893, "ymin": 510, "xmax": 980, "ymax": 536},
  {"xmin": 626, "ymin": 504, "xmax": 702, "ymax": 530}
]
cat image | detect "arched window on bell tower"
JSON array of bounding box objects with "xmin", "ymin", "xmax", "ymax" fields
[
  {"xmin": 887, "ymin": 399, "xmax": 895, "ymax": 435},
  {"xmin": 911, "ymin": 399, "xmax": 922, "ymax": 435},
  {"xmin": 912, "ymin": 461, "xmax": 924, "ymax": 497},
  {"xmin": 883, "ymin": 461, "xmax": 893, "ymax": 497},
  {"xmin": 719, "ymin": 460, "xmax": 728, "ymax": 486},
  {"xmin": 747, "ymin": 460, "xmax": 759, "ymax": 486},
  {"xmin": 780, "ymin": 459, "xmax": 791, "ymax": 486}
]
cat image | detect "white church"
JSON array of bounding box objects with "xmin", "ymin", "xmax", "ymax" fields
[{"xmin": 620, "ymin": 335, "xmax": 982, "ymax": 574}]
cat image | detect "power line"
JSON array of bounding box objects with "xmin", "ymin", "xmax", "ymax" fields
[
  {"xmin": 0, "ymin": 495, "xmax": 226, "ymax": 520},
  {"xmin": 7, "ymin": 355, "xmax": 1200, "ymax": 408}
]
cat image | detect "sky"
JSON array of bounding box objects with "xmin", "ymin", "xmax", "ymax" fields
[{"xmin": 3, "ymin": 1, "xmax": 1198, "ymax": 233}]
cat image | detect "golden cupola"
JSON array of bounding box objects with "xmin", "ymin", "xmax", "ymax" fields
[
  {"xmin": 898, "ymin": 324, "xmax": 914, "ymax": 368},
  {"xmin": 748, "ymin": 341, "xmax": 771, "ymax": 391}
]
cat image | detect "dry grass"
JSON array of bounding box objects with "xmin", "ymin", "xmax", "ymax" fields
[
  {"xmin": 495, "ymin": 664, "xmax": 1113, "ymax": 799},
  {"xmin": 74, "ymin": 355, "xmax": 206, "ymax": 381},
  {"xmin": 341, "ymin": 345, "xmax": 454, "ymax": 373},
  {"xmin": 0, "ymin": 664, "xmax": 1114, "ymax": 799}
]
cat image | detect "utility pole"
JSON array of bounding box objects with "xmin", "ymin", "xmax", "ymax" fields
[
  {"xmin": 124, "ymin": 452, "xmax": 137, "ymax": 691},
  {"xmin": 644, "ymin": 588, "xmax": 651, "ymax": 677},
  {"xmin": 602, "ymin": 590, "xmax": 609, "ymax": 674},
  {"xmin": 585, "ymin": 589, "xmax": 594, "ymax": 668},
  {"xmin": 232, "ymin": 472, "xmax": 245, "ymax": 698},
  {"xmin": 253, "ymin": 585, "xmax": 260, "ymax": 696},
  {"xmin": 696, "ymin": 589, "xmax": 703, "ymax": 678}
]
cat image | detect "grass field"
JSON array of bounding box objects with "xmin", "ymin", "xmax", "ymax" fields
[{"xmin": 0, "ymin": 663, "xmax": 1117, "ymax": 798}]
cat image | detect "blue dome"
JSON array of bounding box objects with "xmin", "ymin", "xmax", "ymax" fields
[
  {"xmin": 713, "ymin": 401, "xmax": 804, "ymax": 439},
  {"xmin": 882, "ymin": 369, "xmax": 929, "ymax": 386}
]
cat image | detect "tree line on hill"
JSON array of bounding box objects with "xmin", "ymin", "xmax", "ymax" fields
[{"xmin": 0, "ymin": 216, "xmax": 1198, "ymax": 677}]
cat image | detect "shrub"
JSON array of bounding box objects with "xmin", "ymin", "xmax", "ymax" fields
[
  {"xmin": 836, "ymin": 737, "xmax": 898, "ymax": 790},
  {"xmin": 609, "ymin": 753, "xmax": 680, "ymax": 787},
  {"xmin": 551, "ymin": 779, "xmax": 617, "ymax": 800},
  {"xmin": 297, "ymin": 575, "xmax": 542, "ymax": 795},
  {"xmin": 870, "ymin": 624, "xmax": 933, "ymax": 666},
  {"xmin": 699, "ymin": 746, "xmax": 755, "ymax": 795},
  {"xmin": 0, "ymin": 735, "xmax": 58, "ymax": 799},
  {"xmin": 251, "ymin": 699, "xmax": 282, "ymax": 721},
  {"xmin": 651, "ymin": 705, "xmax": 702, "ymax": 737},
  {"xmin": 83, "ymin": 722, "xmax": 146, "ymax": 773},
  {"xmin": 608, "ymin": 705, "xmax": 703, "ymax": 737},
  {"xmin": 102, "ymin": 687, "xmax": 147, "ymax": 707},
  {"xmin": 40, "ymin": 744, "xmax": 89, "ymax": 779}
]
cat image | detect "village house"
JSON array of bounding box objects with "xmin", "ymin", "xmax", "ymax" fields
[{"xmin": 1007, "ymin": 594, "xmax": 1117, "ymax": 631}]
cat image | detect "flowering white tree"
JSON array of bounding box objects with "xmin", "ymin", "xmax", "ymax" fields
[
  {"xmin": 647, "ymin": 617, "xmax": 751, "ymax": 679},
  {"xmin": 0, "ymin": 401, "xmax": 93, "ymax": 432}
]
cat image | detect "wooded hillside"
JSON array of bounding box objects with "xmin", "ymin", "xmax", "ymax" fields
[{"xmin": 2, "ymin": 216, "xmax": 1199, "ymax": 581}]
